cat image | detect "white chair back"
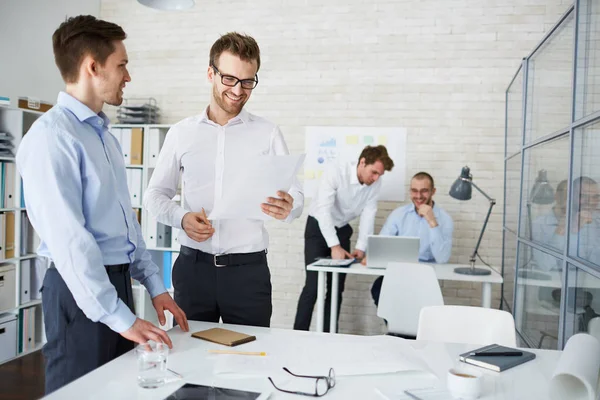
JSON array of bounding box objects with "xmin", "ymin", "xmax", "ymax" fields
[
  {"xmin": 417, "ymin": 305, "xmax": 517, "ymax": 347},
  {"xmin": 377, "ymin": 262, "xmax": 444, "ymax": 336}
]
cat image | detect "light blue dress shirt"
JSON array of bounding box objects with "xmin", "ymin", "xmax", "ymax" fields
[
  {"xmin": 379, "ymin": 203, "xmax": 454, "ymax": 263},
  {"xmin": 16, "ymin": 92, "xmax": 165, "ymax": 333}
]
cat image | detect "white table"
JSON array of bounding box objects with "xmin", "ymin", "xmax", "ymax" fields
[
  {"xmin": 307, "ymin": 262, "xmax": 504, "ymax": 333},
  {"xmin": 45, "ymin": 321, "xmax": 560, "ymax": 400}
]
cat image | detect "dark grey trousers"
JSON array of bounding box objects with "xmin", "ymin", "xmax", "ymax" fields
[
  {"xmin": 172, "ymin": 248, "xmax": 272, "ymax": 327},
  {"xmin": 293, "ymin": 216, "xmax": 353, "ymax": 332},
  {"xmin": 42, "ymin": 265, "xmax": 135, "ymax": 395}
]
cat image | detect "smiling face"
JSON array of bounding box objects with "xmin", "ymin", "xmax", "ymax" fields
[
  {"xmin": 208, "ymin": 51, "xmax": 257, "ymax": 118},
  {"xmin": 410, "ymin": 176, "xmax": 436, "ymax": 208},
  {"xmin": 93, "ymin": 40, "xmax": 131, "ymax": 106}
]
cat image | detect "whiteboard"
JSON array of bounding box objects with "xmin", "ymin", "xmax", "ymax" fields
[{"xmin": 304, "ymin": 126, "xmax": 407, "ymax": 201}]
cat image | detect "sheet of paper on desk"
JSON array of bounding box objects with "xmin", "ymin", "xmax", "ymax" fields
[
  {"xmin": 208, "ymin": 154, "xmax": 305, "ymax": 221},
  {"xmin": 213, "ymin": 335, "xmax": 433, "ymax": 378}
]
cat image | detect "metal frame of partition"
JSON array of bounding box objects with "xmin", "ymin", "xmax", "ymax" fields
[{"xmin": 502, "ymin": 0, "xmax": 600, "ymax": 350}]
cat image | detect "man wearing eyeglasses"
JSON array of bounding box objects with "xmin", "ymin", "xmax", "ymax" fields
[
  {"xmin": 144, "ymin": 32, "xmax": 303, "ymax": 327},
  {"xmin": 367, "ymin": 172, "xmax": 453, "ymax": 308}
]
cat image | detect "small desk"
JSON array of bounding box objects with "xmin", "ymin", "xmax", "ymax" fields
[
  {"xmin": 307, "ymin": 262, "xmax": 504, "ymax": 333},
  {"xmin": 45, "ymin": 321, "xmax": 560, "ymax": 400}
]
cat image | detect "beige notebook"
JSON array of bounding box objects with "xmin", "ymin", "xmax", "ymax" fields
[{"xmin": 191, "ymin": 328, "xmax": 256, "ymax": 347}]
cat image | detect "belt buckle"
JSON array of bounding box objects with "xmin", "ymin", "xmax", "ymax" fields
[{"xmin": 214, "ymin": 254, "xmax": 226, "ymax": 267}]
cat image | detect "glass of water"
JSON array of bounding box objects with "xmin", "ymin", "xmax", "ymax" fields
[{"xmin": 136, "ymin": 341, "xmax": 169, "ymax": 388}]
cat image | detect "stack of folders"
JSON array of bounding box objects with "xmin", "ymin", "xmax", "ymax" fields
[
  {"xmin": 18, "ymin": 306, "xmax": 36, "ymax": 352},
  {"xmin": 0, "ymin": 132, "xmax": 14, "ymax": 157},
  {"xmin": 459, "ymin": 344, "xmax": 536, "ymax": 372},
  {"xmin": 117, "ymin": 102, "xmax": 160, "ymax": 124}
]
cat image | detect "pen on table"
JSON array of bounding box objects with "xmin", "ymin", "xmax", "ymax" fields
[
  {"xmin": 403, "ymin": 390, "xmax": 424, "ymax": 400},
  {"xmin": 167, "ymin": 368, "xmax": 183, "ymax": 379},
  {"xmin": 470, "ymin": 351, "xmax": 523, "ymax": 357},
  {"xmin": 208, "ymin": 349, "xmax": 267, "ymax": 356}
]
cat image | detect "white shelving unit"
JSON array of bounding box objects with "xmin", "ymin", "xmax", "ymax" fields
[
  {"xmin": 0, "ymin": 106, "xmax": 46, "ymax": 365},
  {"xmin": 111, "ymin": 123, "xmax": 179, "ymax": 331}
]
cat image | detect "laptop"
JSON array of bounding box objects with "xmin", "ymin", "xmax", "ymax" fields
[{"xmin": 366, "ymin": 235, "xmax": 420, "ymax": 269}]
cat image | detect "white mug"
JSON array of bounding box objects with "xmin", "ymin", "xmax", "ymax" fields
[{"xmin": 447, "ymin": 367, "xmax": 483, "ymax": 399}]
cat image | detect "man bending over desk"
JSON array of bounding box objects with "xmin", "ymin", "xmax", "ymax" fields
[
  {"xmin": 294, "ymin": 146, "xmax": 394, "ymax": 332},
  {"xmin": 367, "ymin": 172, "xmax": 454, "ymax": 306}
]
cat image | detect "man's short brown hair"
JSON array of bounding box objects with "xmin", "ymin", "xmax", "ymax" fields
[
  {"xmin": 52, "ymin": 15, "xmax": 126, "ymax": 83},
  {"xmin": 209, "ymin": 32, "xmax": 261, "ymax": 72},
  {"xmin": 412, "ymin": 172, "xmax": 435, "ymax": 189},
  {"xmin": 358, "ymin": 145, "xmax": 394, "ymax": 171}
]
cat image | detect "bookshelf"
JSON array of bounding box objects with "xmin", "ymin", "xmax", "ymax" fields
[
  {"xmin": 111, "ymin": 124, "xmax": 178, "ymax": 331},
  {"xmin": 0, "ymin": 106, "xmax": 47, "ymax": 365}
]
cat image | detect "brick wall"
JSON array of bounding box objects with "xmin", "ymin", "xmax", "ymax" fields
[{"xmin": 100, "ymin": 0, "xmax": 572, "ymax": 335}]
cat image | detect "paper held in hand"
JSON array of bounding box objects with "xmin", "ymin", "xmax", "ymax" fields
[{"xmin": 208, "ymin": 154, "xmax": 305, "ymax": 221}]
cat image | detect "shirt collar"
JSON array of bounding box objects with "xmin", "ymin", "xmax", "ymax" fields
[
  {"xmin": 200, "ymin": 106, "xmax": 249, "ymax": 125},
  {"xmin": 57, "ymin": 91, "xmax": 109, "ymax": 126}
]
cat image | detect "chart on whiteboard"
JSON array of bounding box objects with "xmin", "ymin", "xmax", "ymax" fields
[{"xmin": 304, "ymin": 126, "xmax": 407, "ymax": 201}]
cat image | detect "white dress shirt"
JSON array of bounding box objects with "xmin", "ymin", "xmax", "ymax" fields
[
  {"xmin": 308, "ymin": 161, "xmax": 381, "ymax": 251},
  {"xmin": 144, "ymin": 108, "xmax": 304, "ymax": 255}
]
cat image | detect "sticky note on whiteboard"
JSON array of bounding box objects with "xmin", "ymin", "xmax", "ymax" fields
[
  {"xmin": 377, "ymin": 136, "xmax": 388, "ymax": 145},
  {"xmin": 363, "ymin": 136, "xmax": 374, "ymax": 145},
  {"xmin": 346, "ymin": 135, "xmax": 359, "ymax": 145},
  {"xmin": 305, "ymin": 170, "xmax": 316, "ymax": 180}
]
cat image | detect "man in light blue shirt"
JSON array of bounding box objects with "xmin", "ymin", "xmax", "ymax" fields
[
  {"xmin": 368, "ymin": 172, "xmax": 454, "ymax": 306},
  {"xmin": 16, "ymin": 16, "xmax": 188, "ymax": 394}
]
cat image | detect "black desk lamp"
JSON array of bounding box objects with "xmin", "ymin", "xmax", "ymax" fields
[{"xmin": 449, "ymin": 166, "xmax": 495, "ymax": 276}]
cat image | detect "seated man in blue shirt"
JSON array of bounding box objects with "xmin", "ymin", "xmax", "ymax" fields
[{"xmin": 366, "ymin": 172, "xmax": 454, "ymax": 306}]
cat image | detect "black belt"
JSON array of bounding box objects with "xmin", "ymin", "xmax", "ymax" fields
[
  {"xmin": 180, "ymin": 246, "xmax": 267, "ymax": 267},
  {"xmin": 48, "ymin": 263, "xmax": 129, "ymax": 273}
]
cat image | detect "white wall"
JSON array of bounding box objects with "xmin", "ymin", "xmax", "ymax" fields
[
  {"xmin": 98, "ymin": 0, "xmax": 573, "ymax": 335},
  {"xmin": 0, "ymin": 0, "xmax": 101, "ymax": 106}
]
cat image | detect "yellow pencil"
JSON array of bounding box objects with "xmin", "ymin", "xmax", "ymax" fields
[{"xmin": 208, "ymin": 349, "xmax": 267, "ymax": 356}]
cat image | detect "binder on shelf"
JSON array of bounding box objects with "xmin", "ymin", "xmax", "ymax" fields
[
  {"xmin": 129, "ymin": 168, "xmax": 142, "ymax": 207},
  {"xmin": 147, "ymin": 128, "xmax": 165, "ymax": 168},
  {"xmin": 20, "ymin": 180, "xmax": 25, "ymax": 208},
  {"xmin": 0, "ymin": 213, "xmax": 6, "ymax": 260},
  {"xmin": 0, "ymin": 164, "xmax": 5, "ymax": 208},
  {"xmin": 3, "ymin": 162, "xmax": 14, "ymax": 208},
  {"xmin": 120, "ymin": 128, "xmax": 132, "ymax": 165},
  {"xmin": 5, "ymin": 212, "xmax": 15, "ymax": 259},
  {"xmin": 163, "ymin": 252, "xmax": 172, "ymax": 290},
  {"xmin": 146, "ymin": 214, "xmax": 158, "ymax": 248},
  {"xmin": 130, "ymin": 128, "xmax": 143, "ymax": 165},
  {"xmin": 20, "ymin": 259, "xmax": 31, "ymax": 304},
  {"xmin": 156, "ymin": 223, "xmax": 172, "ymax": 248},
  {"xmin": 171, "ymin": 228, "xmax": 180, "ymax": 249}
]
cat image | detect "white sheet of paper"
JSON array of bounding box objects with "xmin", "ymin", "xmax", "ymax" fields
[
  {"xmin": 213, "ymin": 335, "xmax": 432, "ymax": 378},
  {"xmin": 208, "ymin": 154, "xmax": 305, "ymax": 221}
]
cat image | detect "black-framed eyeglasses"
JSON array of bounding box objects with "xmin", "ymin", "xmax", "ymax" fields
[
  {"xmin": 268, "ymin": 367, "xmax": 335, "ymax": 397},
  {"xmin": 211, "ymin": 65, "xmax": 258, "ymax": 90}
]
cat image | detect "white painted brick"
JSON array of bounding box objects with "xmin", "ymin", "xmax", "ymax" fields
[{"xmin": 100, "ymin": 0, "xmax": 571, "ymax": 335}]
